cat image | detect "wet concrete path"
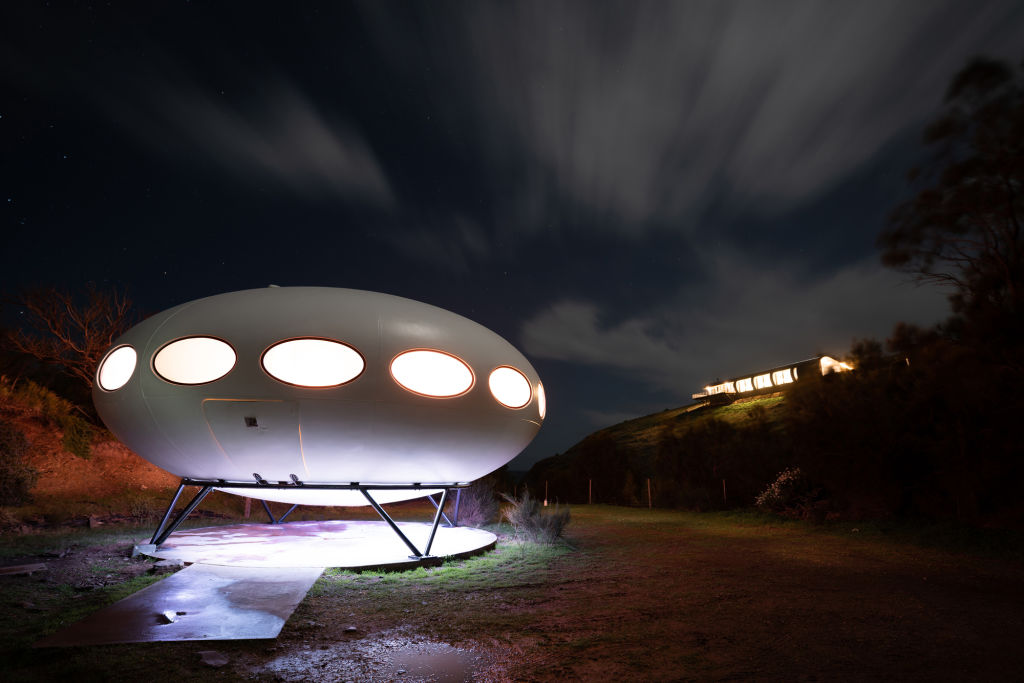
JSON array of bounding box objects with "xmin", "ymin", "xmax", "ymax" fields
[{"xmin": 36, "ymin": 564, "xmax": 323, "ymax": 646}]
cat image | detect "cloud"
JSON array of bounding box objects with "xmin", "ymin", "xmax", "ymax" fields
[
  {"xmin": 363, "ymin": 1, "xmax": 1022, "ymax": 234},
  {"xmin": 522, "ymin": 252, "xmax": 949, "ymax": 397},
  {"xmin": 98, "ymin": 72, "xmax": 394, "ymax": 206}
]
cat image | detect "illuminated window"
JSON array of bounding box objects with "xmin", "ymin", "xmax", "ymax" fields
[
  {"xmin": 735, "ymin": 377, "xmax": 754, "ymax": 393},
  {"xmin": 793, "ymin": 366, "xmax": 799, "ymax": 380},
  {"xmin": 771, "ymin": 368, "xmax": 794, "ymax": 385},
  {"xmin": 97, "ymin": 345, "xmax": 137, "ymax": 391},
  {"xmin": 537, "ymin": 382, "xmax": 546, "ymax": 419},
  {"xmin": 488, "ymin": 366, "xmax": 532, "ymax": 409},
  {"xmin": 753, "ymin": 373, "xmax": 773, "ymax": 389},
  {"xmin": 706, "ymin": 381, "xmax": 736, "ymax": 395},
  {"xmin": 262, "ymin": 338, "xmax": 364, "ymax": 387},
  {"xmin": 153, "ymin": 337, "xmax": 236, "ymax": 385},
  {"xmin": 390, "ymin": 349, "xmax": 473, "ymax": 398}
]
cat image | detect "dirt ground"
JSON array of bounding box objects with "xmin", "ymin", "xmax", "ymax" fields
[{"xmin": 2, "ymin": 506, "xmax": 1023, "ymax": 681}]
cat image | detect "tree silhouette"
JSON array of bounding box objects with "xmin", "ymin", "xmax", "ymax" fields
[
  {"xmin": 5, "ymin": 284, "xmax": 136, "ymax": 388},
  {"xmin": 879, "ymin": 57, "xmax": 1023, "ymax": 339}
]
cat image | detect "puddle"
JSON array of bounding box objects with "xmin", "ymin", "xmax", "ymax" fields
[{"xmin": 261, "ymin": 630, "xmax": 482, "ymax": 682}]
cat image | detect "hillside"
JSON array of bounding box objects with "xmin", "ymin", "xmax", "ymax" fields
[
  {"xmin": 0, "ymin": 380, "xmax": 179, "ymax": 527},
  {"xmin": 524, "ymin": 394, "xmax": 789, "ymax": 508}
]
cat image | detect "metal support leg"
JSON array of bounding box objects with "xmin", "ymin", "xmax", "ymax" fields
[
  {"xmin": 277, "ymin": 503, "xmax": 299, "ymax": 523},
  {"xmin": 453, "ymin": 488, "xmax": 461, "ymax": 527},
  {"xmin": 151, "ymin": 485, "xmax": 214, "ymax": 546},
  {"xmin": 360, "ymin": 488, "xmax": 423, "ymax": 558},
  {"xmin": 150, "ymin": 483, "xmax": 185, "ymax": 545},
  {"xmin": 260, "ymin": 499, "xmax": 278, "ymax": 524},
  {"xmin": 426, "ymin": 492, "xmax": 454, "ymax": 527},
  {"xmin": 423, "ymin": 489, "xmax": 448, "ymax": 556}
]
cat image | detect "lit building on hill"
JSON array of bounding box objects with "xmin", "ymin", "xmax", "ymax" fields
[{"xmin": 692, "ymin": 355, "xmax": 853, "ymax": 404}]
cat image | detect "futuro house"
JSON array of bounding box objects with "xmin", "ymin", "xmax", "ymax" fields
[{"xmin": 93, "ymin": 287, "xmax": 545, "ymax": 551}]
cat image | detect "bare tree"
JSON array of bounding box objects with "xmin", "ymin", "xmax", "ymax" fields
[{"xmin": 5, "ymin": 284, "xmax": 136, "ymax": 387}]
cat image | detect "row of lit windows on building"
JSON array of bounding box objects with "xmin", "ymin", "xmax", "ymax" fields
[
  {"xmin": 697, "ymin": 356, "xmax": 854, "ymax": 399},
  {"xmin": 703, "ymin": 366, "xmax": 796, "ymax": 397},
  {"xmin": 97, "ymin": 336, "xmax": 545, "ymax": 416}
]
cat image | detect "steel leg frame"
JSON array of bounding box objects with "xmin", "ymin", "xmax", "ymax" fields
[
  {"xmin": 260, "ymin": 500, "xmax": 300, "ymax": 524},
  {"xmin": 426, "ymin": 492, "xmax": 455, "ymax": 527},
  {"xmin": 360, "ymin": 487, "xmax": 451, "ymax": 559},
  {"xmin": 150, "ymin": 480, "xmax": 459, "ymax": 554},
  {"xmin": 150, "ymin": 484, "xmax": 214, "ymax": 546}
]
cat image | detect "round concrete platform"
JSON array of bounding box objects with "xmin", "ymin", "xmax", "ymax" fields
[{"xmin": 148, "ymin": 520, "xmax": 496, "ymax": 570}]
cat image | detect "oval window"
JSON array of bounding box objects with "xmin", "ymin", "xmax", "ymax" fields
[
  {"xmin": 153, "ymin": 337, "xmax": 236, "ymax": 385},
  {"xmin": 488, "ymin": 366, "xmax": 532, "ymax": 409},
  {"xmin": 390, "ymin": 349, "xmax": 473, "ymax": 398},
  {"xmin": 262, "ymin": 338, "xmax": 364, "ymax": 387},
  {"xmin": 537, "ymin": 382, "xmax": 547, "ymax": 419},
  {"xmin": 97, "ymin": 345, "xmax": 137, "ymax": 391}
]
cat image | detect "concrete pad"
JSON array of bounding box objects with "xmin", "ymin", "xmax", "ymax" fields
[
  {"xmin": 36, "ymin": 564, "xmax": 323, "ymax": 647},
  {"xmin": 150, "ymin": 520, "xmax": 497, "ymax": 570}
]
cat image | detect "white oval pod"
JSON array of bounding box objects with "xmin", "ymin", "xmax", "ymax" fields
[
  {"xmin": 153, "ymin": 337, "xmax": 236, "ymax": 385},
  {"xmin": 262, "ymin": 338, "xmax": 364, "ymax": 387},
  {"xmin": 93, "ymin": 287, "xmax": 545, "ymax": 507},
  {"xmin": 537, "ymin": 382, "xmax": 546, "ymax": 420},
  {"xmin": 488, "ymin": 366, "xmax": 532, "ymax": 409},
  {"xmin": 97, "ymin": 345, "xmax": 137, "ymax": 391},
  {"xmin": 390, "ymin": 349, "xmax": 474, "ymax": 397}
]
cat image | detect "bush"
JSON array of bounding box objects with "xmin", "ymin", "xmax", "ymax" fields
[
  {"xmin": 501, "ymin": 488, "xmax": 570, "ymax": 543},
  {"xmin": 755, "ymin": 467, "xmax": 826, "ymax": 520},
  {"xmin": 0, "ymin": 377, "xmax": 93, "ymax": 458},
  {"xmin": 0, "ymin": 419, "xmax": 39, "ymax": 506},
  {"xmin": 59, "ymin": 413, "xmax": 94, "ymax": 460},
  {"xmin": 454, "ymin": 478, "xmax": 499, "ymax": 527}
]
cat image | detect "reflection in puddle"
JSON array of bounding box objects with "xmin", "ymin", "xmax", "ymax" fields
[{"xmin": 262, "ymin": 629, "xmax": 480, "ymax": 682}]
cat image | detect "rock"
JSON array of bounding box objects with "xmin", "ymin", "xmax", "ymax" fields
[
  {"xmin": 159, "ymin": 610, "xmax": 177, "ymax": 623},
  {"xmin": 149, "ymin": 559, "xmax": 185, "ymax": 575},
  {"xmin": 344, "ymin": 625, "xmax": 358, "ymax": 633},
  {"xmin": 198, "ymin": 650, "xmax": 229, "ymax": 668}
]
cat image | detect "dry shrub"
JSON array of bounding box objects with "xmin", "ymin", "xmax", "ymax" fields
[
  {"xmin": 755, "ymin": 467, "xmax": 827, "ymax": 520},
  {"xmin": 501, "ymin": 488, "xmax": 570, "ymax": 543},
  {"xmin": 454, "ymin": 478, "xmax": 499, "ymax": 527}
]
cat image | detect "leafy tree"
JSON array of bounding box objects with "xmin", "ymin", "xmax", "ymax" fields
[
  {"xmin": 878, "ymin": 57, "xmax": 1023, "ymax": 341},
  {"xmin": 5, "ymin": 284, "xmax": 135, "ymax": 388}
]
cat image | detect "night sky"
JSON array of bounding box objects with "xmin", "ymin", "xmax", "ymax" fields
[{"xmin": 3, "ymin": 2, "xmax": 1023, "ymax": 469}]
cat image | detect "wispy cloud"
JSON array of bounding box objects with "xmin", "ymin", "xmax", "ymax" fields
[
  {"xmin": 96, "ymin": 71, "xmax": 394, "ymax": 206},
  {"xmin": 363, "ymin": 1, "xmax": 1022, "ymax": 235}
]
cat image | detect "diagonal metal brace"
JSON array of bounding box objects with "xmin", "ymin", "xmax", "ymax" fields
[
  {"xmin": 150, "ymin": 483, "xmax": 214, "ymax": 546},
  {"xmin": 360, "ymin": 488, "xmax": 451, "ymax": 559},
  {"xmin": 260, "ymin": 500, "xmax": 300, "ymax": 525},
  {"xmin": 426, "ymin": 492, "xmax": 454, "ymax": 527}
]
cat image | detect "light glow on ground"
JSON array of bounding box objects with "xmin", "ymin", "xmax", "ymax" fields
[{"xmin": 149, "ymin": 520, "xmax": 497, "ymax": 570}]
